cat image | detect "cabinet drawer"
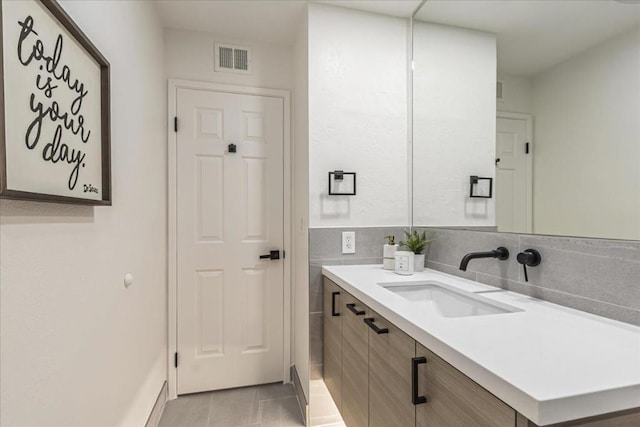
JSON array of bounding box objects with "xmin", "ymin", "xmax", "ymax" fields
[
  {"xmin": 323, "ymin": 278, "xmax": 343, "ymax": 410},
  {"xmin": 416, "ymin": 343, "xmax": 515, "ymax": 427},
  {"xmin": 367, "ymin": 309, "xmax": 416, "ymax": 427},
  {"xmin": 341, "ymin": 292, "xmax": 369, "ymax": 427}
]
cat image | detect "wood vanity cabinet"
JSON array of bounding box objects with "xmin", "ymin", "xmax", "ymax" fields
[
  {"xmin": 415, "ymin": 343, "xmax": 515, "ymax": 427},
  {"xmin": 323, "ymin": 277, "xmax": 640, "ymax": 427},
  {"xmin": 340, "ymin": 290, "xmax": 370, "ymax": 427},
  {"xmin": 323, "ymin": 278, "xmax": 343, "ymax": 411},
  {"xmin": 323, "ymin": 277, "xmax": 515, "ymax": 427},
  {"xmin": 516, "ymin": 410, "xmax": 640, "ymax": 427}
]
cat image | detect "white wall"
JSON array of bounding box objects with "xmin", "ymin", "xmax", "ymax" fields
[
  {"xmin": 497, "ymin": 72, "xmax": 532, "ymax": 114},
  {"xmin": 532, "ymin": 26, "xmax": 640, "ymax": 240},
  {"xmin": 165, "ymin": 28, "xmax": 293, "ymax": 90},
  {"xmin": 308, "ymin": 3, "xmax": 409, "ymax": 227},
  {"xmin": 292, "ymin": 6, "xmax": 310, "ymax": 405},
  {"xmin": 412, "ymin": 22, "xmax": 497, "ymax": 227},
  {"xmin": 0, "ymin": 1, "xmax": 167, "ymax": 426}
]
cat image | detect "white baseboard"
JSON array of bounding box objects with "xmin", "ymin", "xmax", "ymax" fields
[
  {"xmin": 291, "ymin": 365, "xmax": 309, "ymax": 426},
  {"xmin": 145, "ymin": 381, "xmax": 168, "ymax": 427}
]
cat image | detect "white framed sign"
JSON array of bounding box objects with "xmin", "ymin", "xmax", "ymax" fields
[{"xmin": 0, "ymin": 0, "xmax": 111, "ymax": 205}]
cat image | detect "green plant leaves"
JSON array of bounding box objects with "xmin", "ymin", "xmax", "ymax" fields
[{"xmin": 398, "ymin": 229, "xmax": 435, "ymax": 254}]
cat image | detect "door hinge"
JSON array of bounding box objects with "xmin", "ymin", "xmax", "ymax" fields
[
  {"xmin": 525, "ymin": 142, "xmax": 530, "ymax": 154},
  {"xmin": 174, "ymin": 117, "xmax": 178, "ymax": 133},
  {"xmin": 283, "ymin": 251, "xmax": 286, "ymax": 259},
  {"xmin": 174, "ymin": 352, "xmax": 178, "ymax": 368}
]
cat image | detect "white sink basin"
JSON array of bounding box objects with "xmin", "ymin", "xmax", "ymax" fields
[{"xmin": 378, "ymin": 281, "xmax": 523, "ymax": 318}]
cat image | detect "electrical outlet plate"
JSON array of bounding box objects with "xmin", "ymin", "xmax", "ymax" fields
[{"xmin": 342, "ymin": 231, "xmax": 355, "ymax": 254}]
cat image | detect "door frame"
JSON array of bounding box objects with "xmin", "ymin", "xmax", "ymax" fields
[
  {"xmin": 496, "ymin": 111, "xmax": 533, "ymax": 233},
  {"xmin": 167, "ymin": 79, "xmax": 292, "ymax": 400}
]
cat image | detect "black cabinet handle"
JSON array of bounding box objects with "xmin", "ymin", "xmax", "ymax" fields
[
  {"xmin": 364, "ymin": 317, "xmax": 388, "ymax": 334},
  {"xmin": 331, "ymin": 292, "xmax": 340, "ymax": 316},
  {"xmin": 412, "ymin": 357, "xmax": 427, "ymax": 405},
  {"xmin": 346, "ymin": 303, "xmax": 365, "ymax": 316}
]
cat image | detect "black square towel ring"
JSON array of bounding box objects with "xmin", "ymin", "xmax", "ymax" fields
[
  {"xmin": 469, "ymin": 176, "xmax": 493, "ymax": 198},
  {"xmin": 328, "ymin": 170, "xmax": 356, "ymax": 196}
]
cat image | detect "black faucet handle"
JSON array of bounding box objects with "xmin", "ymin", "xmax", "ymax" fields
[
  {"xmin": 517, "ymin": 249, "xmax": 541, "ymax": 267},
  {"xmin": 516, "ymin": 249, "xmax": 541, "ymax": 282}
]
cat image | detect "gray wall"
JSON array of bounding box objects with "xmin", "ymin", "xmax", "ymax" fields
[{"xmin": 309, "ymin": 227, "xmax": 640, "ymax": 377}]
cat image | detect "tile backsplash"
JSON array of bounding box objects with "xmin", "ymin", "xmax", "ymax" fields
[
  {"xmin": 426, "ymin": 229, "xmax": 640, "ymax": 325},
  {"xmin": 309, "ymin": 226, "xmax": 640, "ymax": 378},
  {"xmin": 308, "ymin": 227, "xmax": 405, "ymax": 379}
]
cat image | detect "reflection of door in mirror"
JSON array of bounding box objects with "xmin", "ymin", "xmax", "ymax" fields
[{"xmin": 495, "ymin": 113, "xmax": 532, "ymax": 233}]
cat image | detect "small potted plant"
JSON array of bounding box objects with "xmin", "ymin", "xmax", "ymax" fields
[{"xmin": 399, "ymin": 229, "xmax": 435, "ymax": 272}]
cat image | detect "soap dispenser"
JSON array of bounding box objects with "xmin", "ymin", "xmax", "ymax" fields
[{"xmin": 383, "ymin": 235, "xmax": 398, "ymax": 270}]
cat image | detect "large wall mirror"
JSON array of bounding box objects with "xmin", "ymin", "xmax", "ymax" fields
[{"xmin": 412, "ymin": 0, "xmax": 640, "ymax": 240}]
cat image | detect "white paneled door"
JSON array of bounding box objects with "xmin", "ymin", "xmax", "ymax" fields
[
  {"xmin": 496, "ymin": 113, "xmax": 532, "ymax": 234},
  {"xmin": 176, "ymin": 88, "xmax": 284, "ymax": 394}
]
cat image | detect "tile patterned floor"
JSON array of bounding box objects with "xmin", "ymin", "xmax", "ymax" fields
[
  {"xmin": 159, "ymin": 383, "xmax": 304, "ymax": 427},
  {"xmin": 309, "ymin": 380, "xmax": 344, "ymax": 427}
]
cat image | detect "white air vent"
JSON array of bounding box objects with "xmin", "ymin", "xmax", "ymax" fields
[
  {"xmin": 215, "ymin": 43, "xmax": 251, "ymax": 75},
  {"xmin": 496, "ymin": 81, "xmax": 503, "ymax": 99}
]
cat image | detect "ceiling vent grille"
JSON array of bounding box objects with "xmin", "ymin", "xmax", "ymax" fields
[{"xmin": 215, "ymin": 43, "xmax": 251, "ymax": 74}]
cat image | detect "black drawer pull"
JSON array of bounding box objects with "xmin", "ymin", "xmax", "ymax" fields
[
  {"xmin": 346, "ymin": 303, "xmax": 365, "ymax": 316},
  {"xmin": 331, "ymin": 292, "xmax": 340, "ymax": 316},
  {"xmin": 412, "ymin": 356, "xmax": 427, "ymax": 405},
  {"xmin": 364, "ymin": 317, "xmax": 388, "ymax": 334}
]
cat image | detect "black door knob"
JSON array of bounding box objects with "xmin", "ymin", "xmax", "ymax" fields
[{"xmin": 259, "ymin": 250, "xmax": 280, "ymax": 260}]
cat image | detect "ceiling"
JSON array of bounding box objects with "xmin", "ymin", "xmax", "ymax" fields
[
  {"xmin": 155, "ymin": 0, "xmax": 308, "ymax": 45},
  {"xmin": 414, "ymin": 0, "xmax": 640, "ymax": 76},
  {"xmin": 155, "ymin": 0, "xmax": 640, "ymax": 76},
  {"xmin": 155, "ymin": 0, "xmax": 421, "ymax": 46},
  {"xmin": 317, "ymin": 0, "xmax": 422, "ymax": 18}
]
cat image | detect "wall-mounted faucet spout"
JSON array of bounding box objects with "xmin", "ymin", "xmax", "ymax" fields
[{"xmin": 459, "ymin": 247, "xmax": 509, "ymax": 271}]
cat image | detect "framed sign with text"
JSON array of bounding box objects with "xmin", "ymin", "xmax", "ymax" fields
[{"xmin": 0, "ymin": 0, "xmax": 111, "ymax": 205}]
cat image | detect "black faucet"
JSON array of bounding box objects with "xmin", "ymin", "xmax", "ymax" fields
[{"xmin": 459, "ymin": 247, "xmax": 509, "ymax": 271}]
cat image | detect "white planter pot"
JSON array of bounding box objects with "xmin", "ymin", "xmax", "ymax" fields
[{"xmin": 414, "ymin": 253, "xmax": 425, "ymax": 272}]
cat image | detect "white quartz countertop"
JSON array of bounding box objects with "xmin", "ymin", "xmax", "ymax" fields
[{"xmin": 322, "ymin": 264, "xmax": 640, "ymax": 426}]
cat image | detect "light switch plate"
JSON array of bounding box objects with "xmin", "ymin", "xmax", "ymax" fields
[{"xmin": 342, "ymin": 231, "xmax": 355, "ymax": 254}]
